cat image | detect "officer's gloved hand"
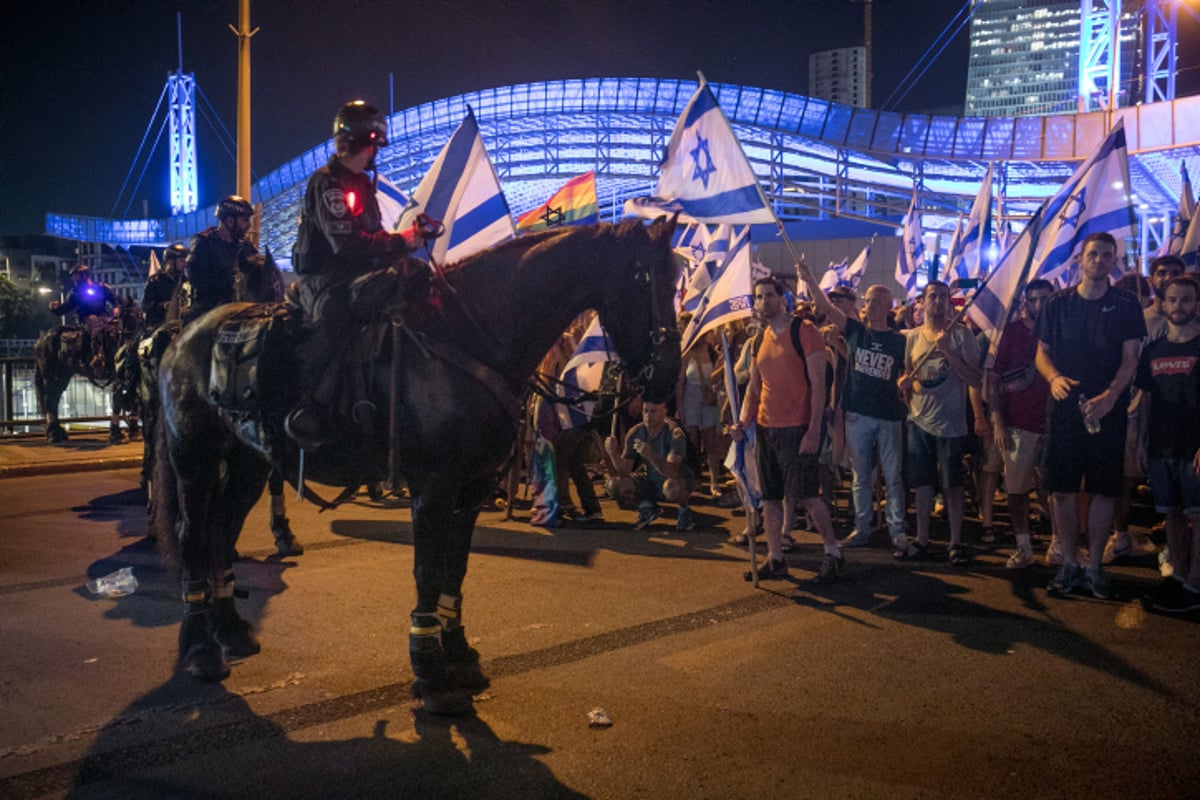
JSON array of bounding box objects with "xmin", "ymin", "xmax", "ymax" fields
[{"xmin": 415, "ymin": 214, "xmax": 445, "ymax": 240}]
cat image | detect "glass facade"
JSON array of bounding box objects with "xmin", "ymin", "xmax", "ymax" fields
[{"xmin": 965, "ymin": 0, "xmax": 1141, "ymax": 117}]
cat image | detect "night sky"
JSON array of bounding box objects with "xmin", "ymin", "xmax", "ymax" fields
[{"xmin": 1, "ymin": 0, "xmax": 1196, "ymax": 235}]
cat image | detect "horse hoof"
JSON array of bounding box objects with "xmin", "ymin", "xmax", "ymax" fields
[
  {"xmin": 182, "ymin": 643, "xmax": 230, "ymax": 681},
  {"xmin": 47, "ymin": 428, "xmax": 68, "ymax": 444},
  {"xmin": 275, "ymin": 537, "xmax": 304, "ymax": 557},
  {"xmin": 447, "ymin": 661, "xmax": 491, "ymax": 694},
  {"xmin": 218, "ymin": 628, "xmax": 261, "ymax": 659},
  {"xmin": 414, "ymin": 680, "xmax": 474, "ymax": 716}
]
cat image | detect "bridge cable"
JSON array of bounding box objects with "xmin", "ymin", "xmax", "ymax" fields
[{"xmin": 109, "ymin": 84, "xmax": 168, "ymax": 218}]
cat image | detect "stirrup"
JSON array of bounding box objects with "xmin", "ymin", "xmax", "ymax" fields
[{"xmin": 285, "ymin": 403, "xmax": 329, "ymax": 450}]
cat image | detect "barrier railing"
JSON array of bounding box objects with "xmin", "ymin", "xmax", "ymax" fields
[{"xmin": 0, "ymin": 357, "xmax": 117, "ymax": 435}]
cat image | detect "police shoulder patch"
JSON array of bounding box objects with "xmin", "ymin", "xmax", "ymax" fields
[{"xmin": 323, "ymin": 188, "xmax": 348, "ymax": 217}]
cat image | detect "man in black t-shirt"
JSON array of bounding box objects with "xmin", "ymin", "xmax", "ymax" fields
[
  {"xmin": 1135, "ymin": 275, "xmax": 1200, "ymax": 613},
  {"xmin": 1036, "ymin": 232, "xmax": 1146, "ymax": 600},
  {"xmin": 797, "ymin": 264, "xmax": 909, "ymax": 552}
]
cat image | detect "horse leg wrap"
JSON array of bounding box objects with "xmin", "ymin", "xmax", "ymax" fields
[
  {"xmin": 214, "ymin": 569, "xmax": 260, "ymax": 659},
  {"xmin": 179, "ymin": 579, "xmax": 230, "ymax": 681},
  {"xmin": 437, "ymin": 595, "xmax": 489, "ymax": 692},
  {"xmin": 437, "ymin": 593, "xmax": 462, "ymax": 630},
  {"xmin": 182, "ymin": 579, "xmax": 212, "ymax": 615},
  {"xmin": 408, "ymin": 611, "xmax": 447, "ymax": 680}
]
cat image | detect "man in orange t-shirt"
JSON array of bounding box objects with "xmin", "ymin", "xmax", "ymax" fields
[{"xmin": 732, "ymin": 276, "xmax": 844, "ymax": 582}]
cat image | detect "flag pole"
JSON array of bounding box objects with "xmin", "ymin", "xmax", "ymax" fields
[{"xmin": 721, "ymin": 328, "xmax": 757, "ymax": 587}]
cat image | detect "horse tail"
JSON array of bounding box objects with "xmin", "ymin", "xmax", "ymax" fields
[{"xmin": 150, "ymin": 413, "xmax": 181, "ymax": 566}]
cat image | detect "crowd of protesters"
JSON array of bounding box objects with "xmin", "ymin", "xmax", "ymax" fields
[{"xmin": 529, "ymin": 232, "xmax": 1199, "ymax": 614}]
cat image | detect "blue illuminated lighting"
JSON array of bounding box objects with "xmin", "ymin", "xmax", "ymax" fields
[{"xmin": 42, "ymin": 78, "xmax": 1200, "ymax": 267}]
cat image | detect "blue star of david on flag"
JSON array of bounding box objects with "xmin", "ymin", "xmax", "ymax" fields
[
  {"xmin": 1058, "ymin": 188, "xmax": 1087, "ymax": 228},
  {"xmin": 690, "ymin": 134, "xmax": 716, "ymax": 190}
]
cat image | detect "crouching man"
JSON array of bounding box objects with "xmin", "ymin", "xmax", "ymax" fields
[{"xmin": 605, "ymin": 400, "xmax": 697, "ymax": 532}]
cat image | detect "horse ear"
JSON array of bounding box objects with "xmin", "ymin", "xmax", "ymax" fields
[{"xmin": 647, "ymin": 213, "xmax": 679, "ymax": 245}]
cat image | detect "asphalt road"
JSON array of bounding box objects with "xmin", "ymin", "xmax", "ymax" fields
[{"xmin": 1, "ymin": 465, "xmax": 1198, "ymax": 800}]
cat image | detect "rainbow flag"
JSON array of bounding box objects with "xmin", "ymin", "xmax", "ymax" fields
[{"xmin": 516, "ymin": 172, "xmax": 600, "ymax": 232}]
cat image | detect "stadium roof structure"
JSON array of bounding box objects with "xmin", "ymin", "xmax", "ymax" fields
[{"xmin": 46, "ymin": 77, "xmax": 1200, "ymax": 267}]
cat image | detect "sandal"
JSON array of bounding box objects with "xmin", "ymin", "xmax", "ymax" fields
[
  {"xmin": 894, "ymin": 541, "xmax": 933, "ymax": 561},
  {"xmin": 980, "ymin": 526, "xmax": 996, "ymax": 544},
  {"xmin": 729, "ymin": 531, "xmax": 757, "ymax": 546},
  {"xmin": 781, "ymin": 533, "xmax": 797, "ymax": 553},
  {"xmin": 949, "ymin": 545, "xmax": 972, "ymax": 566}
]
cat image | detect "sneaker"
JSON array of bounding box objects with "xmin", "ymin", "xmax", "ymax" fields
[
  {"xmin": 1159, "ymin": 547, "xmax": 1174, "ymax": 578},
  {"xmin": 744, "ymin": 557, "xmax": 788, "ymax": 581},
  {"xmin": 1144, "ymin": 577, "xmax": 1183, "ymax": 607},
  {"xmin": 1045, "ymin": 535, "xmax": 1064, "ymax": 566},
  {"xmin": 575, "ymin": 511, "xmax": 604, "ymax": 523},
  {"xmin": 633, "ymin": 504, "xmax": 662, "ymax": 530},
  {"xmin": 839, "ymin": 530, "xmax": 873, "ymax": 549},
  {"xmin": 1006, "ymin": 547, "xmax": 1035, "ymax": 570},
  {"xmin": 1102, "ymin": 531, "xmax": 1156, "ymax": 564},
  {"xmin": 813, "ymin": 553, "xmax": 845, "ymax": 583},
  {"xmin": 1047, "ymin": 563, "xmax": 1083, "ymax": 596},
  {"xmin": 1152, "ymin": 584, "xmax": 1200, "ymax": 614},
  {"xmin": 1081, "ymin": 567, "xmax": 1115, "ymax": 600},
  {"xmin": 890, "ymin": 534, "xmax": 910, "ymax": 553},
  {"xmin": 676, "ymin": 507, "xmax": 697, "ymax": 532}
]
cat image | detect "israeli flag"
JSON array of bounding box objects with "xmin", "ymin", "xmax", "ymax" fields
[
  {"xmin": 376, "ymin": 175, "xmax": 411, "ymax": 233},
  {"xmin": 1033, "ymin": 120, "xmax": 1135, "ymax": 284},
  {"xmin": 624, "ymin": 81, "xmax": 776, "ymax": 225},
  {"xmin": 895, "ymin": 190, "xmax": 925, "ymax": 299},
  {"xmin": 398, "ymin": 108, "xmax": 516, "ymax": 264},
  {"xmin": 1163, "ymin": 162, "xmax": 1194, "ymax": 258},
  {"xmin": 818, "ymin": 258, "xmax": 850, "ymax": 292},
  {"xmin": 841, "ymin": 235, "xmax": 875, "ymax": 292},
  {"xmin": 969, "ymin": 121, "xmax": 1135, "ymax": 365},
  {"xmin": 555, "ymin": 316, "xmax": 613, "ymax": 430},
  {"xmin": 680, "ymin": 224, "xmax": 732, "ymax": 314},
  {"xmin": 958, "ymin": 163, "xmax": 993, "ymax": 280},
  {"xmin": 942, "ymin": 216, "xmax": 967, "ymax": 283},
  {"xmin": 679, "ymin": 226, "xmax": 754, "ymax": 354}
]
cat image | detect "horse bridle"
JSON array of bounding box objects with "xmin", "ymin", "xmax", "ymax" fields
[{"xmin": 608, "ymin": 253, "xmax": 679, "ymax": 393}]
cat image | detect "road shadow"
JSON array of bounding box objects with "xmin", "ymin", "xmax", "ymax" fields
[
  {"xmin": 81, "ymin": 539, "xmax": 295, "ymax": 633},
  {"xmin": 328, "ymin": 515, "xmax": 745, "ymax": 569},
  {"xmin": 6, "ymin": 675, "xmax": 591, "ymax": 800},
  {"xmin": 72, "ymin": 487, "xmax": 149, "ymax": 539},
  {"xmin": 786, "ymin": 551, "xmax": 1180, "ymax": 700}
]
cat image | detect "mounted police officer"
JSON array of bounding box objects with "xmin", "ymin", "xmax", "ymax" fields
[
  {"xmin": 286, "ymin": 99, "xmax": 431, "ymax": 448},
  {"xmin": 142, "ymin": 243, "xmax": 188, "ymax": 331},
  {"xmin": 49, "ymin": 265, "xmax": 119, "ymax": 372},
  {"xmin": 184, "ymin": 195, "xmax": 260, "ymax": 322}
]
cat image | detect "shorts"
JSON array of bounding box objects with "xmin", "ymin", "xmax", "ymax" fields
[
  {"xmin": 682, "ymin": 396, "xmax": 720, "ymax": 429},
  {"xmin": 1000, "ymin": 428, "xmax": 1044, "ymax": 495},
  {"xmin": 905, "ymin": 421, "xmax": 967, "ymax": 490},
  {"xmin": 757, "ymin": 425, "xmax": 821, "ymax": 502},
  {"xmin": 1148, "ymin": 458, "xmax": 1200, "ymax": 514},
  {"xmin": 1044, "ymin": 404, "xmax": 1125, "ymax": 497}
]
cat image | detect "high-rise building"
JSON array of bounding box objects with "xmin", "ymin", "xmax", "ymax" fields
[
  {"xmin": 965, "ymin": 0, "xmax": 1141, "ymax": 117},
  {"xmin": 810, "ymin": 46, "xmax": 868, "ymax": 108}
]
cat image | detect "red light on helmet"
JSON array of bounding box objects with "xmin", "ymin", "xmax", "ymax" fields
[{"xmin": 345, "ymin": 190, "xmax": 359, "ymax": 214}]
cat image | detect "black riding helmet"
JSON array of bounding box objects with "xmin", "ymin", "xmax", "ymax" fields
[
  {"xmin": 334, "ymin": 101, "xmax": 388, "ymax": 153},
  {"xmin": 216, "ymin": 195, "xmax": 254, "ymax": 220},
  {"xmin": 163, "ymin": 243, "xmax": 189, "ymax": 261}
]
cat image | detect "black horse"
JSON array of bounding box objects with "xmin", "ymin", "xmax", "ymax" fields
[
  {"xmin": 152, "ymin": 217, "xmax": 681, "ymax": 713},
  {"xmin": 34, "ymin": 303, "xmax": 142, "ymax": 444}
]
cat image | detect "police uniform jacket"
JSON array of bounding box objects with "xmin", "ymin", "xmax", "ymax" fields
[
  {"xmin": 186, "ymin": 227, "xmax": 259, "ymax": 316},
  {"xmin": 141, "ymin": 271, "xmax": 180, "ymax": 329},
  {"xmin": 291, "ymin": 155, "xmax": 405, "ymax": 291}
]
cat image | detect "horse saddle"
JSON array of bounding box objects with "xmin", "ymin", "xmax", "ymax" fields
[
  {"xmin": 58, "ymin": 327, "xmax": 85, "ymax": 361},
  {"xmin": 209, "ymin": 304, "xmax": 299, "ymax": 413}
]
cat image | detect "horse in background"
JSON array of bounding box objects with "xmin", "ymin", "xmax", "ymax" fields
[
  {"xmin": 34, "ymin": 299, "xmax": 143, "ymax": 444},
  {"xmin": 151, "ymin": 217, "xmax": 681, "ymax": 714}
]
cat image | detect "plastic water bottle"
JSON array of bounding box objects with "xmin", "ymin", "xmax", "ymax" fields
[
  {"xmin": 86, "ymin": 567, "xmax": 138, "ymax": 598},
  {"xmin": 1078, "ymin": 395, "xmax": 1101, "ymax": 435}
]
